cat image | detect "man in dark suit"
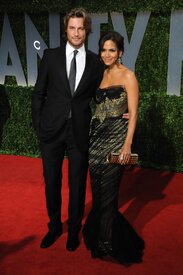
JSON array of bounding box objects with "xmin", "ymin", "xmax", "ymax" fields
[{"xmin": 32, "ymin": 8, "xmax": 103, "ymax": 251}]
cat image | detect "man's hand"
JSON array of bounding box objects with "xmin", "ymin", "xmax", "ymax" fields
[
  {"xmin": 122, "ymin": 112, "xmax": 129, "ymax": 123},
  {"xmin": 122, "ymin": 113, "xmax": 129, "ymax": 119}
]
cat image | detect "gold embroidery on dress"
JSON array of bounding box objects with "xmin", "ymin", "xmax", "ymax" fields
[{"xmin": 93, "ymin": 90, "xmax": 127, "ymax": 123}]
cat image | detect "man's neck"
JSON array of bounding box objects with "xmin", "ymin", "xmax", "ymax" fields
[{"xmin": 67, "ymin": 41, "xmax": 85, "ymax": 50}]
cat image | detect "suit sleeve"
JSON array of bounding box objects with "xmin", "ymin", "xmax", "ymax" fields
[
  {"xmin": 93, "ymin": 59, "xmax": 104, "ymax": 101},
  {"xmin": 31, "ymin": 49, "xmax": 49, "ymax": 132},
  {"xmin": 98, "ymin": 60, "xmax": 105, "ymax": 85}
]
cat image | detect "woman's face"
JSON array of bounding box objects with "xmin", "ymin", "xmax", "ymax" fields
[{"xmin": 100, "ymin": 39, "xmax": 122, "ymax": 66}]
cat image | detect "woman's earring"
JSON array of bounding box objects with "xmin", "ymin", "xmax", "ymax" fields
[{"xmin": 118, "ymin": 56, "xmax": 122, "ymax": 64}]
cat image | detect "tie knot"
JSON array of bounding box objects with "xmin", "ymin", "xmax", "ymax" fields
[{"xmin": 73, "ymin": 50, "xmax": 78, "ymax": 57}]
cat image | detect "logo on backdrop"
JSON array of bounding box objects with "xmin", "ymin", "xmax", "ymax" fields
[{"xmin": 33, "ymin": 40, "xmax": 41, "ymax": 50}]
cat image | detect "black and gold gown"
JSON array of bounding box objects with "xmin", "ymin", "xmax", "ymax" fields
[{"xmin": 83, "ymin": 85, "xmax": 145, "ymax": 264}]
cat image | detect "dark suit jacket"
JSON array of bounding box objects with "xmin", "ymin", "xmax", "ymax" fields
[{"xmin": 32, "ymin": 44, "xmax": 103, "ymax": 152}]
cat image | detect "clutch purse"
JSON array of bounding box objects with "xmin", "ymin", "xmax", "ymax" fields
[{"xmin": 106, "ymin": 152, "xmax": 138, "ymax": 165}]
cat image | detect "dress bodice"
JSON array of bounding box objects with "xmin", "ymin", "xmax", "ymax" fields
[{"xmin": 93, "ymin": 85, "xmax": 127, "ymax": 122}]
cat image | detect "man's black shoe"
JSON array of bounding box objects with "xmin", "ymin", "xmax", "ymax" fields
[
  {"xmin": 40, "ymin": 230, "xmax": 62, "ymax": 248},
  {"xmin": 66, "ymin": 233, "xmax": 79, "ymax": 251}
]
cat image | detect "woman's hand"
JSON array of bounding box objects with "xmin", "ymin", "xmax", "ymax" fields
[{"xmin": 119, "ymin": 143, "xmax": 131, "ymax": 164}]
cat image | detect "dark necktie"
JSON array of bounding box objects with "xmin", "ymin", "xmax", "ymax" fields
[{"xmin": 69, "ymin": 50, "xmax": 78, "ymax": 95}]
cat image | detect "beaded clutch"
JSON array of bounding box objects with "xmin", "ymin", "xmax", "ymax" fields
[{"xmin": 106, "ymin": 152, "xmax": 138, "ymax": 165}]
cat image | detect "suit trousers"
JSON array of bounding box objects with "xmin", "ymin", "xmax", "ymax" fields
[{"xmin": 40, "ymin": 119, "xmax": 88, "ymax": 234}]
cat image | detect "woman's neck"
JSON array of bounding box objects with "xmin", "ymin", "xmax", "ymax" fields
[{"xmin": 106, "ymin": 63, "xmax": 121, "ymax": 72}]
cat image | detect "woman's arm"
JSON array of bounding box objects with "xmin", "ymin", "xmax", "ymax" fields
[{"xmin": 119, "ymin": 70, "xmax": 139, "ymax": 164}]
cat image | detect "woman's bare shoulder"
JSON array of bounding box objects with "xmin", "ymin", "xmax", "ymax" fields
[{"xmin": 120, "ymin": 65, "xmax": 136, "ymax": 80}]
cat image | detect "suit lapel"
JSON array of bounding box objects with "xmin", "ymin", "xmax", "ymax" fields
[{"xmin": 57, "ymin": 45, "xmax": 72, "ymax": 96}]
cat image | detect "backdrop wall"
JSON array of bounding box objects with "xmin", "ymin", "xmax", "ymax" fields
[{"xmin": 0, "ymin": 0, "xmax": 182, "ymax": 172}]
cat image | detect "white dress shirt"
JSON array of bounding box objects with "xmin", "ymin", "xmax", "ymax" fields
[{"xmin": 66, "ymin": 42, "xmax": 86, "ymax": 92}]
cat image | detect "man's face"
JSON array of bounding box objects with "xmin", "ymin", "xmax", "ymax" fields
[{"xmin": 66, "ymin": 17, "xmax": 86, "ymax": 48}]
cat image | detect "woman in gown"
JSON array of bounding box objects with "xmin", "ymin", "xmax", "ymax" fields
[{"xmin": 83, "ymin": 31, "xmax": 145, "ymax": 264}]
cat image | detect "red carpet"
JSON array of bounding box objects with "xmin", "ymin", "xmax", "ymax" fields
[{"xmin": 0, "ymin": 154, "xmax": 183, "ymax": 275}]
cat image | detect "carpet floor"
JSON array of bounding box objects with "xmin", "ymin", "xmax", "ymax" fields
[{"xmin": 0, "ymin": 154, "xmax": 183, "ymax": 275}]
